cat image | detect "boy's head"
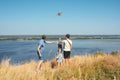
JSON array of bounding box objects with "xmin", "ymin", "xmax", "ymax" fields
[
  {"xmin": 42, "ymin": 35, "xmax": 46, "ymax": 40},
  {"xmin": 65, "ymin": 34, "xmax": 70, "ymax": 39}
]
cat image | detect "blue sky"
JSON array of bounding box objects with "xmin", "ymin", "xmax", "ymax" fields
[{"xmin": 0, "ymin": 0, "xmax": 120, "ymax": 35}]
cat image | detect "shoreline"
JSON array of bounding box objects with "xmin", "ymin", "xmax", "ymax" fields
[{"xmin": 0, "ymin": 35, "xmax": 120, "ymax": 40}]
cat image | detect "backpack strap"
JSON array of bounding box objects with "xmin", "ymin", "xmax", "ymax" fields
[{"xmin": 66, "ymin": 39, "xmax": 72, "ymax": 50}]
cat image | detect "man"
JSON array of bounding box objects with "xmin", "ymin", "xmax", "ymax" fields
[
  {"xmin": 62, "ymin": 34, "xmax": 72, "ymax": 64},
  {"xmin": 37, "ymin": 35, "xmax": 56, "ymax": 71}
]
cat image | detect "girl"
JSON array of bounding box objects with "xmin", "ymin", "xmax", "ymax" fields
[{"xmin": 56, "ymin": 38, "xmax": 63, "ymax": 66}]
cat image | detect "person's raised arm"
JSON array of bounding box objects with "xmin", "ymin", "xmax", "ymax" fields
[{"xmin": 45, "ymin": 41, "xmax": 57, "ymax": 44}]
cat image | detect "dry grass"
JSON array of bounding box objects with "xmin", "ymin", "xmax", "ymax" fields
[{"xmin": 0, "ymin": 52, "xmax": 120, "ymax": 80}]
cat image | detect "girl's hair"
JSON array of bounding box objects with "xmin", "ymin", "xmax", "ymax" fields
[{"xmin": 58, "ymin": 43, "xmax": 62, "ymax": 51}]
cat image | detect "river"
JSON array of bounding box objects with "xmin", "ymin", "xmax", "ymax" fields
[{"xmin": 0, "ymin": 39, "xmax": 120, "ymax": 64}]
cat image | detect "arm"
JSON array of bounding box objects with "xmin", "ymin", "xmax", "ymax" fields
[
  {"xmin": 45, "ymin": 41, "xmax": 57, "ymax": 44},
  {"xmin": 70, "ymin": 44, "xmax": 72, "ymax": 50},
  {"xmin": 37, "ymin": 45, "xmax": 41, "ymax": 58},
  {"xmin": 70, "ymin": 41, "xmax": 72, "ymax": 50},
  {"xmin": 37, "ymin": 46, "xmax": 40, "ymax": 53}
]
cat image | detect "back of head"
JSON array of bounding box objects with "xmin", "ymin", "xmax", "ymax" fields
[
  {"xmin": 42, "ymin": 35, "xmax": 46, "ymax": 40},
  {"xmin": 66, "ymin": 34, "xmax": 70, "ymax": 39},
  {"xmin": 58, "ymin": 43, "xmax": 62, "ymax": 48}
]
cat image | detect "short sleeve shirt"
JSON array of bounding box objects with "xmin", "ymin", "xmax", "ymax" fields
[
  {"xmin": 38, "ymin": 39, "xmax": 46, "ymax": 53},
  {"xmin": 62, "ymin": 39, "xmax": 72, "ymax": 51}
]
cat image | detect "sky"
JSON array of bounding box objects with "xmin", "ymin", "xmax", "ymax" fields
[{"xmin": 0, "ymin": 0, "xmax": 120, "ymax": 35}]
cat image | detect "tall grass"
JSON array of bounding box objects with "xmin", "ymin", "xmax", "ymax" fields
[{"xmin": 0, "ymin": 52, "xmax": 120, "ymax": 80}]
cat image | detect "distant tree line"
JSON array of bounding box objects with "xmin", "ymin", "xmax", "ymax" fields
[{"xmin": 0, "ymin": 35, "xmax": 120, "ymax": 40}]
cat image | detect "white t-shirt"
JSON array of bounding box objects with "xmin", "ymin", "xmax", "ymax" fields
[{"xmin": 62, "ymin": 39, "xmax": 72, "ymax": 51}]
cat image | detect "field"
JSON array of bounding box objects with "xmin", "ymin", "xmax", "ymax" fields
[{"xmin": 0, "ymin": 52, "xmax": 120, "ymax": 80}]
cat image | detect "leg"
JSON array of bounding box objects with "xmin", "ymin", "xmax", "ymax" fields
[
  {"xmin": 63, "ymin": 51, "xmax": 67, "ymax": 63},
  {"xmin": 60, "ymin": 62, "xmax": 62, "ymax": 66},
  {"xmin": 37, "ymin": 60, "xmax": 43, "ymax": 71},
  {"xmin": 64, "ymin": 59, "xmax": 67, "ymax": 63},
  {"xmin": 57, "ymin": 62, "xmax": 62, "ymax": 67},
  {"xmin": 66, "ymin": 58, "xmax": 70, "ymax": 64},
  {"xmin": 64, "ymin": 51, "xmax": 70, "ymax": 64}
]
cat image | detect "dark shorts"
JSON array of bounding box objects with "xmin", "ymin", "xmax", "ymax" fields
[
  {"xmin": 63, "ymin": 51, "xmax": 71, "ymax": 59},
  {"xmin": 37, "ymin": 51, "xmax": 44, "ymax": 60}
]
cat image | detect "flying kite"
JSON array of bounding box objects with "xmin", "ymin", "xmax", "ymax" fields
[{"xmin": 57, "ymin": 12, "xmax": 62, "ymax": 16}]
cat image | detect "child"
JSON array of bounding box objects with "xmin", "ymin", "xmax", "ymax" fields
[{"xmin": 56, "ymin": 38, "xmax": 63, "ymax": 67}]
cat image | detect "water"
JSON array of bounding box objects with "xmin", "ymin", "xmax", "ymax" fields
[{"xmin": 0, "ymin": 39, "xmax": 120, "ymax": 64}]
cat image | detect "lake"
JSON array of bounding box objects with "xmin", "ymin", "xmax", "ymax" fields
[{"xmin": 0, "ymin": 39, "xmax": 120, "ymax": 64}]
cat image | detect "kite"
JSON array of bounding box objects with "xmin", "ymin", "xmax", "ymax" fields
[{"xmin": 57, "ymin": 12, "xmax": 62, "ymax": 16}]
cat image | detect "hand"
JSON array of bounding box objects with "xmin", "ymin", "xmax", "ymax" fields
[
  {"xmin": 52, "ymin": 41, "xmax": 58, "ymax": 44},
  {"xmin": 56, "ymin": 57, "xmax": 59, "ymax": 60},
  {"xmin": 39, "ymin": 53, "xmax": 42, "ymax": 57},
  {"xmin": 56, "ymin": 41, "xmax": 59, "ymax": 44}
]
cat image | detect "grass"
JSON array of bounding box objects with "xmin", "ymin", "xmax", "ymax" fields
[{"xmin": 0, "ymin": 52, "xmax": 120, "ymax": 80}]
